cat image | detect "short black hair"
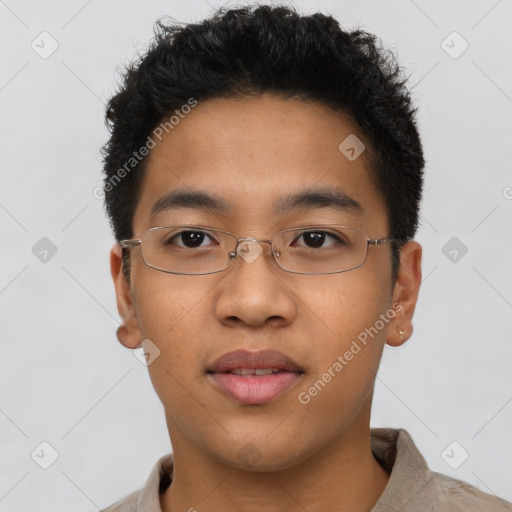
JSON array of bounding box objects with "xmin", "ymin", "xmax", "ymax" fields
[{"xmin": 101, "ymin": 3, "xmax": 424, "ymax": 284}]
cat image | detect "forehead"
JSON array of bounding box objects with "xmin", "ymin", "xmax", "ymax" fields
[{"xmin": 133, "ymin": 94, "xmax": 388, "ymax": 233}]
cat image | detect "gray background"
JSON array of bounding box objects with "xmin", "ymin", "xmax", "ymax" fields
[{"xmin": 1, "ymin": 0, "xmax": 511, "ymax": 509}]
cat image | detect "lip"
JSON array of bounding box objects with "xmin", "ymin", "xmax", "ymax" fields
[{"xmin": 207, "ymin": 349, "xmax": 304, "ymax": 405}]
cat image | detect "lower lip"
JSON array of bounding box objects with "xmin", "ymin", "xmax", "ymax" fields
[{"xmin": 208, "ymin": 371, "xmax": 303, "ymax": 404}]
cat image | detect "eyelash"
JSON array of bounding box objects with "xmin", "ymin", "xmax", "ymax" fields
[{"xmin": 166, "ymin": 229, "xmax": 344, "ymax": 249}]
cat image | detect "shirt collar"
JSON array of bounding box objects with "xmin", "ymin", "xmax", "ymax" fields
[
  {"xmin": 136, "ymin": 428, "xmax": 433, "ymax": 512},
  {"xmin": 369, "ymin": 428, "xmax": 436, "ymax": 511}
]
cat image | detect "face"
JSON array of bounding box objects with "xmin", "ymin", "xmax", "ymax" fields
[{"xmin": 111, "ymin": 94, "xmax": 422, "ymax": 471}]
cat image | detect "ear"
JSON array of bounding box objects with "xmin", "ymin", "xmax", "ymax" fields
[
  {"xmin": 110, "ymin": 243, "xmax": 142, "ymax": 349},
  {"xmin": 387, "ymin": 241, "xmax": 422, "ymax": 347}
]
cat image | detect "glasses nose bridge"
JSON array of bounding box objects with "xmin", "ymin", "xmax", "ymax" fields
[
  {"xmin": 230, "ymin": 235, "xmax": 280, "ymax": 264},
  {"xmin": 236, "ymin": 236, "xmax": 275, "ymax": 253},
  {"xmin": 236, "ymin": 236, "xmax": 272, "ymax": 245}
]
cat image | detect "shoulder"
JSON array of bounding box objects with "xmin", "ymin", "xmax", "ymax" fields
[
  {"xmin": 100, "ymin": 489, "xmax": 141, "ymax": 512},
  {"xmin": 370, "ymin": 428, "xmax": 512, "ymax": 511},
  {"xmin": 99, "ymin": 453, "xmax": 173, "ymax": 512},
  {"xmin": 430, "ymin": 471, "xmax": 512, "ymax": 511}
]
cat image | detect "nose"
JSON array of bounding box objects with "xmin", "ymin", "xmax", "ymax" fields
[{"xmin": 215, "ymin": 238, "xmax": 297, "ymax": 329}]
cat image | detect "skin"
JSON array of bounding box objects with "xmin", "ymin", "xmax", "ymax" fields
[{"xmin": 110, "ymin": 94, "xmax": 422, "ymax": 512}]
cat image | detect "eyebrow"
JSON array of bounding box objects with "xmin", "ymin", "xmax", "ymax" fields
[
  {"xmin": 273, "ymin": 187, "xmax": 363, "ymax": 216},
  {"xmin": 150, "ymin": 187, "xmax": 364, "ymax": 218}
]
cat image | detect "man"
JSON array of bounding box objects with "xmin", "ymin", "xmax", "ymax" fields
[{"xmin": 101, "ymin": 4, "xmax": 511, "ymax": 511}]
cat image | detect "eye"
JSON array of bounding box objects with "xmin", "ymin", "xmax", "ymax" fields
[
  {"xmin": 291, "ymin": 230, "xmax": 344, "ymax": 249},
  {"xmin": 166, "ymin": 230, "xmax": 217, "ymax": 249}
]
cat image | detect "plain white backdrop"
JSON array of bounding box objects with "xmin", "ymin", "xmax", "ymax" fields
[{"xmin": 1, "ymin": 0, "xmax": 511, "ymax": 510}]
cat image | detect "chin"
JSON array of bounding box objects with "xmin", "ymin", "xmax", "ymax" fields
[{"xmin": 208, "ymin": 432, "xmax": 314, "ymax": 473}]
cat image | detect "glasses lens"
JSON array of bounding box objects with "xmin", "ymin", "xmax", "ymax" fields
[
  {"xmin": 273, "ymin": 226, "xmax": 368, "ymax": 274},
  {"xmin": 141, "ymin": 227, "xmax": 236, "ymax": 275}
]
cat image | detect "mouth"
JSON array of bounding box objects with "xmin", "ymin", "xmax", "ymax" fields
[{"xmin": 207, "ymin": 349, "xmax": 305, "ymax": 405}]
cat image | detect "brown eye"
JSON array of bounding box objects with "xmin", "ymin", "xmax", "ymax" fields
[
  {"xmin": 167, "ymin": 230, "xmax": 215, "ymax": 249},
  {"xmin": 291, "ymin": 231, "xmax": 342, "ymax": 249}
]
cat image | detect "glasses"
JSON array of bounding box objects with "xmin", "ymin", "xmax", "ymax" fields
[{"xmin": 120, "ymin": 225, "xmax": 395, "ymax": 276}]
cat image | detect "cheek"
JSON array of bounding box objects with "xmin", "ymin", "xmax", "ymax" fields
[
  {"xmin": 301, "ymin": 267, "xmax": 391, "ymax": 346},
  {"xmin": 132, "ymin": 274, "xmax": 215, "ymax": 401},
  {"xmin": 296, "ymin": 269, "xmax": 390, "ymax": 403},
  {"xmin": 134, "ymin": 271, "xmax": 208, "ymax": 339}
]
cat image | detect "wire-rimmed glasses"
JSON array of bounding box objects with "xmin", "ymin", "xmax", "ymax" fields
[{"xmin": 120, "ymin": 225, "xmax": 395, "ymax": 275}]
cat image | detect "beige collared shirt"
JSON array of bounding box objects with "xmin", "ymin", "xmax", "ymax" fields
[{"xmin": 102, "ymin": 428, "xmax": 511, "ymax": 511}]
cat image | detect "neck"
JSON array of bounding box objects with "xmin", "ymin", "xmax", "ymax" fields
[{"xmin": 160, "ymin": 424, "xmax": 390, "ymax": 512}]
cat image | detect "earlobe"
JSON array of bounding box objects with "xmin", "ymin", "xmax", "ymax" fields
[
  {"xmin": 116, "ymin": 324, "xmax": 137, "ymax": 348},
  {"xmin": 386, "ymin": 241, "xmax": 422, "ymax": 347},
  {"xmin": 386, "ymin": 325, "xmax": 408, "ymax": 347},
  {"xmin": 110, "ymin": 243, "xmax": 142, "ymax": 349}
]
